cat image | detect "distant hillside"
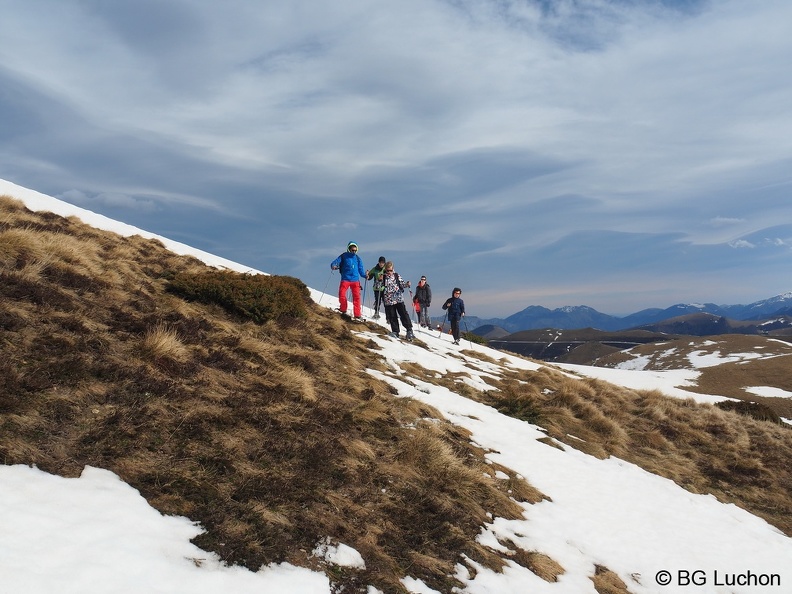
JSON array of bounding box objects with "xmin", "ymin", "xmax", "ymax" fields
[
  {"xmin": 592, "ymin": 334, "xmax": 792, "ymax": 421},
  {"xmin": 488, "ymin": 312, "xmax": 792, "ymax": 366},
  {"xmin": 633, "ymin": 312, "xmax": 792, "ymax": 336},
  {"xmin": 489, "ymin": 328, "xmax": 675, "ymax": 363},
  {"xmin": 469, "ymin": 324, "xmax": 510, "ymax": 339}
]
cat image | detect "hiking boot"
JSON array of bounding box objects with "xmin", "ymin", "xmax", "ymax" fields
[{"xmin": 406, "ymin": 330, "xmax": 415, "ymax": 340}]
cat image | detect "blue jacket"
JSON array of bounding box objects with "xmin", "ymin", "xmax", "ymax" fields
[
  {"xmin": 331, "ymin": 251, "xmax": 366, "ymax": 282},
  {"xmin": 442, "ymin": 296, "xmax": 465, "ymax": 319}
]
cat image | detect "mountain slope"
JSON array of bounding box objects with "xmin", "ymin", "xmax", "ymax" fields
[{"xmin": 2, "ymin": 189, "xmax": 792, "ymax": 593}]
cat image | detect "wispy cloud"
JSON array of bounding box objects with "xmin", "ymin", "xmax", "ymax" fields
[{"xmin": 1, "ymin": 0, "xmax": 791, "ymax": 315}]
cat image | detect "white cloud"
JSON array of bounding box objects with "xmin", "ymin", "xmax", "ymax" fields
[
  {"xmin": 729, "ymin": 240, "xmax": 755, "ymax": 249},
  {"xmin": 709, "ymin": 216, "xmax": 745, "ymax": 227},
  {"xmin": 317, "ymin": 223, "xmax": 357, "ymax": 231}
]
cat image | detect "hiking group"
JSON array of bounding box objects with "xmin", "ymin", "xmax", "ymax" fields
[{"xmin": 330, "ymin": 241, "xmax": 465, "ymax": 343}]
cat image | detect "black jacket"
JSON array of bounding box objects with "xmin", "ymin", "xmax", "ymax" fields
[{"xmin": 414, "ymin": 283, "xmax": 432, "ymax": 305}]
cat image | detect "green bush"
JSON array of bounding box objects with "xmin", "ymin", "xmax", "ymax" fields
[
  {"xmin": 462, "ymin": 332, "xmax": 488, "ymax": 345},
  {"xmin": 167, "ymin": 271, "xmax": 311, "ymax": 324}
]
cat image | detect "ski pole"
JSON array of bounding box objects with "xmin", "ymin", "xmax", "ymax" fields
[
  {"xmin": 319, "ymin": 269, "xmax": 334, "ymax": 304},
  {"xmin": 463, "ymin": 317, "xmax": 472, "ymax": 348}
]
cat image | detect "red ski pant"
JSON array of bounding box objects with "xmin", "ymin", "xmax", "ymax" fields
[{"xmin": 339, "ymin": 280, "xmax": 362, "ymax": 317}]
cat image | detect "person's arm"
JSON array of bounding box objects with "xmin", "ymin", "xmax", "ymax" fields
[{"xmin": 331, "ymin": 254, "xmax": 341, "ymax": 270}]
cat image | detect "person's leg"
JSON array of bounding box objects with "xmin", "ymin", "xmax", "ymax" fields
[
  {"xmin": 397, "ymin": 302, "xmax": 412, "ymax": 330},
  {"xmin": 385, "ymin": 305, "xmax": 400, "ymax": 334},
  {"xmin": 398, "ymin": 303, "xmax": 415, "ymax": 338},
  {"xmin": 451, "ymin": 318, "xmax": 460, "ymax": 341},
  {"xmin": 338, "ymin": 281, "xmax": 350, "ymax": 313},
  {"xmin": 350, "ymin": 281, "xmax": 362, "ymax": 317},
  {"xmin": 373, "ymin": 291, "xmax": 382, "ymax": 315}
]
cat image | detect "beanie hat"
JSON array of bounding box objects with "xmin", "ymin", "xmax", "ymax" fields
[
  {"xmin": 453, "ymin": 287, "xmax": 462, "ymax": 294},
  {"xmin": 378, "ymin": 256, "xmax": 386, "ymax": 263},
  {"xmin": 347, "ymin": 241, "xmax": 358, "ymax": 251}
]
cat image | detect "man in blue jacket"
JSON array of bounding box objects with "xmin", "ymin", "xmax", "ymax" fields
[
  {"xmin": 330, "ymin": 241, "xmax": 366, "ymax": 319},
  {"xmin": 442, "ymin": 287, "xmax": 466, "ymax": 344}
]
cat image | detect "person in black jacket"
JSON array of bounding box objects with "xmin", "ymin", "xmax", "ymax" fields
[
  {"xmin": 442, "ymin": 287, "xmax": 465, "ymax": 345},
  {"xmin": 413, "ymin": 276, "xmax": 432, "ymax": 328}
]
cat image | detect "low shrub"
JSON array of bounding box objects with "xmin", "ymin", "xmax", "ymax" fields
[
  {"xmin": 167, "ymin": 271, "xmax": 311, "ymax": 324},
  {"xmin": 715, "ymin": 400, "xmax": 782, "ymax": 424}
]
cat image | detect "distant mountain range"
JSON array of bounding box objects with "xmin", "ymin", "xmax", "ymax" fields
[{"xmin": 465, "ymin": 291, "xmax": 792, "ymax": 334}]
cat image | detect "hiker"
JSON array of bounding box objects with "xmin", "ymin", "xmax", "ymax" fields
[
  {"xmin": 382, "ymin": 261, "xmax": 415, "ymax": 340},
  {"xmin": 366, "ymin": 256, "xmax": 387, "ymax": 319},
  {"xmin": 442, "ymin": 287, "xmax": 465, "ymax": 345},
  {"xmin": 414, "ymin": 275, "xmax": 432, "ymax": 328},
  {"xmin": 330, "ymin": 241, "xmax": 366, "ymax": 320}
]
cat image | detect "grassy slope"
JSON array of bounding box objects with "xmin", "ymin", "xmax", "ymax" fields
[
  {"xmin": 595, "ymin": 335, "xmax": 792, "ymax": 420},
  {"xmin": 2, "ymin": 196, "xmax": 792, "ymax": 593}
]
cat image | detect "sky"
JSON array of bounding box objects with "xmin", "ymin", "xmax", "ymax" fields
[
  {"xmin": 1, "ymin": 0, "xmax": 792, "ymax": 317},
  {"xmin": 3, "ymin": 180, "xmax": 792, "ymax": 593}
]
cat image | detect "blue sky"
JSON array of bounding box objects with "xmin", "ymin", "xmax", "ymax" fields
[{"xmin": 1, "ymin": 0, "xmax": 791, "ymax": 317}]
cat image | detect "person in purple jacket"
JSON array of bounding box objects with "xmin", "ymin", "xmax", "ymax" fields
[{"xmin": 330, "ymin": 241, "xmax": 366, "ymax": 319}]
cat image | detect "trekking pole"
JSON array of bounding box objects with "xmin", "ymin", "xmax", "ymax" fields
[
  {"xmin": 362, "ymin": 278, "xmax": 368, "ymax": 317},
  {"xmin": 408, "ymin": 287, "xmax": 418, "ymax": 323},
  {"xmin": 463, "ymin": 317, "xmax": 472, "ymax": 348},
  {"xmin": 319, "ymin": 269, "xmax": 334, "ymax": 304},
  {"xmin": 438, "ymin": 312, "xmax": 447, "ymax": 338}
]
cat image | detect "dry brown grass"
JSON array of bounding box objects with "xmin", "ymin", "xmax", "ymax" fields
[
  {"xmin": 0, "ymin": 196, "xmax": 548, "ymax": 593},
  {"xmin": 139, "ymin": 324, "xmax": 191, "ymax": 362},
  {"xmin": 592, "ymin": 564, "xmax": 632, "ymax": 594}
]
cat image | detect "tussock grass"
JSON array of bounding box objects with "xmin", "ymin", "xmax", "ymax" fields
[
  {"xmin": 592, "ymin": 564, "xmax": 631, "ymax": 594},
  {"xmin": 139, "ymin": 324, "xmax": 191, "ymax": 363}
]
